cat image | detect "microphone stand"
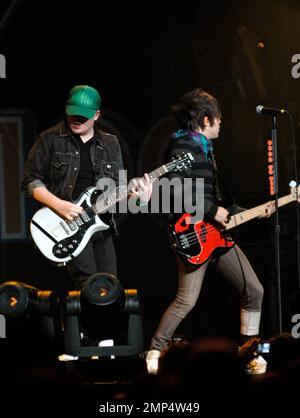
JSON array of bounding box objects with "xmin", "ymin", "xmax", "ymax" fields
[{"xmin": 271, "ymin": 114, "xmax": 282, "ymax": 334}]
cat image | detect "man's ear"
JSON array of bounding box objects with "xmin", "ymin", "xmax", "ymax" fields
[
  {"xmin": 203, "ymin": 116, "xmax": 210, "ymax": 127},
  {"xmin": 94, "ymin": 110, "xmax": 101, "ymax": 121}
]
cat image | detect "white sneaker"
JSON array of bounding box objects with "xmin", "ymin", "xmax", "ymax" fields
[
  {"xmin": 58, "ymin": 354, "xmax": 79, "ymax": 362},
  {"xmin": 246, "ymin": 355, "xmax": 267, "ymax": 375},
  {"xmin": 145, "ymin": 350, "xmax": 161, "ymax": 374}
]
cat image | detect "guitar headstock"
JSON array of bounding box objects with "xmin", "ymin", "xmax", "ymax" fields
[
  {"xmin": 169, "ymin": 152, "xmax": 194, "ymax": 172},
  {"xmin": 289, "ymin": 180, "xmax": 300, "ymax": 203}
]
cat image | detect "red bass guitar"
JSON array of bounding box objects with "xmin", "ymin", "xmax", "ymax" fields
[{"xmin": 169, "ymin": 184, "xmax": 300, "ymax": 266}]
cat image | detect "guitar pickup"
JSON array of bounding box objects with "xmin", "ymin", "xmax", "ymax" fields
[
  {"xmin": 74, "ymin": 217, "xmax": 84, "ymax": 227},
  {"xmin": 80, "ymin": 211, "xmax": 90, "ymax": 222},
  {"xmin": 60, "ymin": 221, "xmax": 71, "ymax": 234},
  {"xmin": 66, "ymin": 220, "xmax": 77, "ymax": 231}
]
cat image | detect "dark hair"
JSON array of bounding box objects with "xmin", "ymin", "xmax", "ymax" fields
[{"xmin": 172, "ymin": 87, "xmax": 221, "ymax": 130}]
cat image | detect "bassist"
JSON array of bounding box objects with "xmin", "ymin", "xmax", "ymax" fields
[{"xmin": 147, "ymin": 88, "xmax": 274, "ymax": 370}]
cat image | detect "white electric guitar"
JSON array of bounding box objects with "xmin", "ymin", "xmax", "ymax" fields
[{"xmin": 30, "ymin": 152, "xmax": 194, "ymax": 264}]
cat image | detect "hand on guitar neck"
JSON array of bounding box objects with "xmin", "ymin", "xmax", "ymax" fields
[
  {"xmin": 257, "ymin": 200, "xmax": 276, "ymax": 219},
  {"xmin": 214, "ymin": 199, "xmax": 276, "ymax": 227},
  {"xmin": 128, "ymin": 173, "xmax": 153, "ymax": 204},
  {"xmin": 214, "ymin": 206, "xmax": 230, "ymax": 227}
]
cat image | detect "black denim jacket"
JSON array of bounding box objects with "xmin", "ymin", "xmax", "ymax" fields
[{"xmin": 21, "ymin": 121, "xmax": 124, "ymax": 202}]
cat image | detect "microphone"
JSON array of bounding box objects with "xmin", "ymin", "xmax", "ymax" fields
[{"xmin": 256, "ymin": 105, "xmax": 287, "ymax": 115}]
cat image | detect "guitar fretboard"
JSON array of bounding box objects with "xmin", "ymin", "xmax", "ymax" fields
[
  {"xmin": 148, "ymin": 165, "xmax": 168, "ymax": 182},
  {"xmin": 225, "ymin": 193, "xmax": 295, "ymax": 230},
  {"xmin": 93, "ymin": 160, "xmax": 181, "ymax": 214}
]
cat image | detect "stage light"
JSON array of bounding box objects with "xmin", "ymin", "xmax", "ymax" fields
[
  {"xmin": 81, "ymin": 273, "xmax": 123, "ymax": 307},
  {"xmin": 0, "ymin": 281, "xmax": 55, "ymax": 317},
  {"xmin": 0, "ymin": 281, "xmax": 60, "ymax": 356},
  {"xmin": 62, "ymin": 273, "xmax": 143, "ymax": 358}
]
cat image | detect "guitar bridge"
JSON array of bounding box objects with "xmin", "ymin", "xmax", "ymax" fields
[{"xmin": 179, "ymin": 234, "xmax": 190, "ymax": 249}]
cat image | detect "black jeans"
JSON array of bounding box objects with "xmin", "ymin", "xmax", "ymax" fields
[{"xmin": 67, "ymin": 230, "xmax": 117, "ymax": 289}]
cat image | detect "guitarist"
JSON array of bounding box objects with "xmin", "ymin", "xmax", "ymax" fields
[
  {"xmin": 22, "ymin": 85, "xmax": 152, "ymax": 289},
  {"xmin": 146, "ymin": 88, "xmax": 274, "ymax": 372}
]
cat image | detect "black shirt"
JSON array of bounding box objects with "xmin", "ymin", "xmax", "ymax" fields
[{"xmin": 72, "ymin": 135, "xmax": 95, "ymax": 201}]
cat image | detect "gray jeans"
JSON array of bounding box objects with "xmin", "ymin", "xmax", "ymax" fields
[{"xmin": 150, "ymin": 245, "xmax": 264, "ymax": 351}]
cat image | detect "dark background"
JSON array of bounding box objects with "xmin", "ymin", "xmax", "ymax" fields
[{"xmin": 0, "ymin": 0, "xmax": 299, "ymax": 347}]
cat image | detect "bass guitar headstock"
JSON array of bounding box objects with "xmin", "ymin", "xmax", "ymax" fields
[{"xmin": 289, "ymin": 180, "xmax": 300, "ymax": 203}]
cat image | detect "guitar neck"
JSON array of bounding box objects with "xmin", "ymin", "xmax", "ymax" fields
[
  {"xmin": 148, "ymin": 165, "xmax": 169, "ymax": 182},
  {"xmin": 93, "ymin": 164, "xmax": 170, "ymax": 214},
  {"xmin": 225, "ymin": 193, "xmax": 294, "ymax": 230}
]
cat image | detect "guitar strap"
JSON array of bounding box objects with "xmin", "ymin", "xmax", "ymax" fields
[
  {"xmin": 96, "ymin": 131, "xmax": 119, "ymax": 235},
  {"xmin": 96, "ymin": 130, "xmax": 118, "ymax": 177},
  {"xmin": 97, "ymin": 131, "xmax": 110, "ymax": 165},
  {"xmin": 209, "ymin": 150, "xmax": 236, "ymax": 207}
]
